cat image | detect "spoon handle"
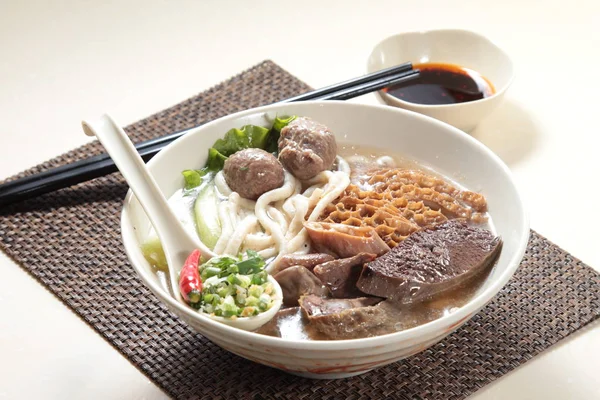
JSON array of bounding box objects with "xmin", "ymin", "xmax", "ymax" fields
[{"xmin": 82, "ymin": 114, "xmax": 197, "ymax": 298}]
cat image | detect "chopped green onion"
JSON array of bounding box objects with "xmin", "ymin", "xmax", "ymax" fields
[
  {"xmin": 245, "ymin": 296, "xmax": 259, "ymax": 307},
  {"xmin": 201, "ymin": 266, "xmax": 221, "ymax": 279},
  {"xmin": 248, "ymin": 285, "xmax": 264, "ymax": 298},
  {"xmin": 195, "ymin": 252, "xmax": 276, "ymax": 319}
]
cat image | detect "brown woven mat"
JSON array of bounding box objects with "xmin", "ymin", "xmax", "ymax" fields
[{"xmin": 1, "ymin": 60, "xmax": 599, "ymax": 400}]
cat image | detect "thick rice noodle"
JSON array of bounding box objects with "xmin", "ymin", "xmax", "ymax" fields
[{"xmin": 213, "ymin": 156, "xmax": 350, "ymax": 272}]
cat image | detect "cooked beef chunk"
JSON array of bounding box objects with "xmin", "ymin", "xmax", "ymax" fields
[
  {"xmin": 223, "ymin": 148, "xmax": 284, "ymax": 200},
  {"xmin": 271, "ymin": 253, "xmax": 335, "ymax": 275},
  {"xmin": 274, "ymin": 266, "xmax": 329, "ymax": 306},
  {"xmin": 299, "ymin": 295, "xmax": 398, "ymax": 340},
  {"xmin": 278, "ymin": 117, "xmax": 337, "ymax": 180},
  {"xmin": 299, "ymin": 294, "xmax": 381, "ymax": 317},
  {"xmin": 313, "ymin": 253, "xmax": 376, "ymax": 298},
  {"xmin": 304, "ymin": 221, "xmax": 390, "ymax": 258},
  {"xmin": 357, "ymin": 219, "xmax": 502, "ymax": 303}
]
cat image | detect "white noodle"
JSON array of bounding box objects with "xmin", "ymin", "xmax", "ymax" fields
[
  {"xmin": 255, "ymin": 171, "xmax": 297, "ymax": 258},
  {"xmin": 305, "ymin": 170, "xmax": 331, "ymax": 186},
  {"xmin": 337, "ymin": 155, "xmax": 351, "ymax": 174},
  {"xmin": 224, "ymin": 215, "xmax": 258, "ymax": 256},
  {"xmin": 281, "ymin": 199, "xmax": 295, "ymax": 219},
  {"xmin": 268, "ymin": 206, "xmax": 289, "ymax": 233},
  {"xmin": 266, "ymin": 171, "xmax": 350, "ymax": 270},
  {"xmin": 286, "ymin": 196, "xmax": 308, "ymax": 239},
  {"xmin": 214, "ymin": 171, "xmax": 232, "ymax": 196},
  {"xmin": 207, "ymin": 156, "xmax": 351, "ymax": 272},
  {"xmin": 302, "ymin": 184, "xmax": 321, "ymax": 198},
  {"xmin": 284, "ymin": 226, "xmax": 310, "ymax": 254},
  {"xmin": 215, "ymin": 173, "xmax": 256, "ymax": 210},
  {"xmin": 257, "ymin": 247, "xmax": 278, "ymax": 259},
  {"xmin": 233, "ymin": 195, "xmax": 256, "ymax": 211},
  {"xmin": 226, "ymin": 194, "xmax": 240, "ymax": 226},
  {"xmin": 244, "ymin": 233, "xmax": 274, "ymax": 249},
  {"xmin": 307, "ymin": 188, "xmax": 324, "ymax": 208},
  {"xmin": 308, "ymin": 171, "xmax": 350, "ymax": 221},
  {"xmin": 213, "ymin": 201, "xmax": 233, "ymax": 254}
]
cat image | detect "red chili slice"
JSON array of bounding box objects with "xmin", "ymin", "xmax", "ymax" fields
[{"xmin": 179, "ymin": 249, "xmax": 202, "ymax": 305}]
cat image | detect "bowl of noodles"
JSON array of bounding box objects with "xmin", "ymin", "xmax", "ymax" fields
[{"xmin": 121, "ymin": 101, "xmax": 528, "ymax": 378}]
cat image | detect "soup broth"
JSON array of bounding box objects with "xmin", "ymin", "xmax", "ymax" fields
[
  {"xmin": 255, "ymin": 145, "xmax": 496, "ymax": 340},
  {"xmin": 257, "ymin": 265, "xmax": 491, "ymax": 340},
  {"xmin": 142, "ymin": 115, "xmax": 501, "ymax": 340}
]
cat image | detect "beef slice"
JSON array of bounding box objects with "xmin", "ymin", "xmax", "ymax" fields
[
  {"xmin": 357, "ymin": 219, "xmax": 502, "ymax": 303},
  {"xmin": 274, "ymin": 265, "xmax": 329, "ymax": 306},
  {"xmin": 313, "ymin": 252, "xmax": 376, "ymax": 298},
  {"xmin": 299, "ymin": 295, "xmax": 397, "ymax": 340}
]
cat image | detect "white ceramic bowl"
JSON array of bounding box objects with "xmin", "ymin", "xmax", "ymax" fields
[
  {"xmin": 368, "ymin": 29, "xmax": 514, "ymax": 132},
  {"xmin": 121, "ymin": 101, "xmax": 529, "ymax": 379}
]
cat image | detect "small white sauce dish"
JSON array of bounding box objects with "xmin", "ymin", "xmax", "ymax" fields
[
  {"xmin": 209, "ymin": 274, "xmax": 283, "ymax": 331},
  {"xmin": 367, "ymin": 29, "xmax": 514, "ymax": 132}
]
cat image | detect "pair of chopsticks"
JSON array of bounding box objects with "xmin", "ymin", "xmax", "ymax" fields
[{"xmin": 0, "ymin": 63, "xmax": 418, "ymax": 207}]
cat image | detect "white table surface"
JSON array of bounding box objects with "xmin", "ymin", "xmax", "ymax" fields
[{"xmin": 1, "ymin": 1, "xmax": 599, "ymax": 399}]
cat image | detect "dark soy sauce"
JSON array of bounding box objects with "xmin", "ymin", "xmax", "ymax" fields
[{"xmin": 384, "ymin": 62, "xmax": 495, "ymax": 105}]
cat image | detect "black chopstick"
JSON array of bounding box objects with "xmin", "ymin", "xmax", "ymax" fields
[
  {"xmin": 111, "ymin": 62, "xmax": 414, "ymax": 156},
  {"xmin": 0, "ymin": 66, "xmax": 418, "ymax": 207},
  {"xmin": 0, "ymin": 62, "xmax": 414, "ymax": 194},
  {"xmin": 0, "ymin": 144, "xmax": 166, "ymax": 204},
  {"xmin": 283, "ymin": 62, "xmax": 413, "ymax": 102},
  {"xmin": 313, "ymin": 69, "xmax": 419, "ymax": 101}
]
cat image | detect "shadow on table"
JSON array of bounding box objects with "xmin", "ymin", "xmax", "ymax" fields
[{"xmin": 471, "ymin": 99, "xmax": 542, "ymax": 167}]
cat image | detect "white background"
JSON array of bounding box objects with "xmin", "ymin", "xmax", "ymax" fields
[{"xmin": 1, "ymin": 1, "xmax": 599, "ymax": 399}]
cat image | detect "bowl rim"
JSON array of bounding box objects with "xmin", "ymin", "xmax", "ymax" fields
[
  {"xmin": 368, "ymin": 28, "xmax": 515, "ymax": 110},
  {"xmin": 121, "ymin": 100, "xmax": 529, "ymax": 350}
]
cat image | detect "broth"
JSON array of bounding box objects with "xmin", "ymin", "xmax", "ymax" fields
[
  {"xmin": 144, "ymin": 139, "xmax": 499, "ymax": 340},
  {"xmin": 257, "ymin": 265, "xmax": 491, "ymax": 340},
  {"xmin": 255, "ymin": 145, "xmax": 496, "ymax": 340},
  {"xmin": 339, "ymin": 144, "xmax": 494, "ymax": 233}
]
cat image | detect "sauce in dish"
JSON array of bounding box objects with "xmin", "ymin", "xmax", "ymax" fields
[
  {"xmin": 383, "ymin": 62, "xmax": 495, "ymax": 105},
  {"xmin": 142, "ymin": 116, "xmax": 502, "ymax": 340}
]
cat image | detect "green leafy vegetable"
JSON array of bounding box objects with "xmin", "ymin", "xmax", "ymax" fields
[
  {"xmin": 213, "ymin": 125, "xmax": 271, "ymax": 155},
  {"xmin": 266, "ymin": 115, "xmax": 296, "ymax": 154},
  {"xmin": 181, "ymin": 116, "xmax": 297, "ymax": 189},
  {"xmin": 205, "ymin": 147, "xmax": 228, "ymax": 172},
  {"xmin": 235, "ymin": 250, "xmax": 265, "ymax": 275},
  {"xmin": 205, "ymin": 125, "xmax": 270, "ymax": 172},
  {"xmin": 272, "ymin": 115, "xmax": 296, "ymax": 133},
  {"xmin": 181, "ymin": 169, "xmax": 206, "ymax": 190}
]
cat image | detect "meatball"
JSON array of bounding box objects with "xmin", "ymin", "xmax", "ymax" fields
[
  {"xmin": 223, "ymin": 148, "xmax": 284, "ymax": 200},
  {"xmin": 278, "ymin": 117, "xmax": 337, "ymax": 180}
]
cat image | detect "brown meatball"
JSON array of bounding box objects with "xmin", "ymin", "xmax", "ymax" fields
[
  {"xmin": 223, "ymin": 148, "xmax": 285, "ymax": 200},
  {"xmin": 278, "ymin": 117, "xmax": 337, "ymax": 180}
]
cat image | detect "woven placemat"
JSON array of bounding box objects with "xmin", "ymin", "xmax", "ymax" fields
[{"xmin": 1, "ymin": 60, "xmax": 599, "ymax": 400}]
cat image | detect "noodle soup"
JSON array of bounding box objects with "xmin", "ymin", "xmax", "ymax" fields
[{"xmin": 142, "ymin": 115, "xmax": 502, "ymax": 340}]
